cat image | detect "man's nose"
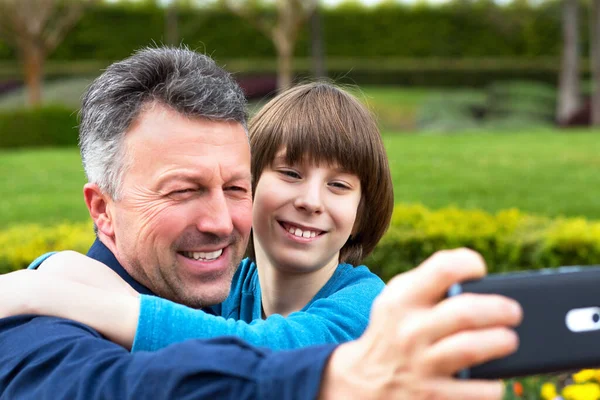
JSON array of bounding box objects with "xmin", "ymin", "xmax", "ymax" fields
[
  {"xmin": 196, "ymin": 190, "xmax": 234, "ymax": 237},
  {"xmin": 293, "ymin": 182, "xmax": 324, "ymax": 214}
]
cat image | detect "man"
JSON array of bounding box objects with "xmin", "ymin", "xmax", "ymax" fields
[{"xmin": 0, "ymin": 47, "xmax": 521, "ymax": 399}]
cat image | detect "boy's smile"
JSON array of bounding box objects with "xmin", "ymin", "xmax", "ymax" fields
[{"xmin": 252, "ymin": 153, "xmax": 361, "ymax": 276}]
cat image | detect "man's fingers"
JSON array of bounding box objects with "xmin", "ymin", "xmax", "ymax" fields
[
  {"xmin": 387, "ymin": 248, "xmax": 487, "ymax": 306},
  {"xmin": 417, "ymin": 378, "xmax": 506, "ymax": 400},
  {"xmin": 425, "ymin": 293, "xmax": 522, "ymax": 344},
  {"xmin": 421, "ymin": 327, "xmax": 519, "ymax": 376}
]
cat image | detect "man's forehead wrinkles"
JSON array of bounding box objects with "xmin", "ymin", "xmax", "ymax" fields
[{"xmin": 156, "ymin": 163, "xmax": 250, "ymax": 186}]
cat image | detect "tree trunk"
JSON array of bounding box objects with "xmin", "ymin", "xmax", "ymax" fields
[
  {"xmin": 310, "ymin": 6, "xmax": 326, "ymax": 79},
  {"xmin": 591, "ymin": 0, "xmax": 600, "ymax": 125},
  {"xmin": 22, "ymin": 44, "xmax": 44, "ymax": 107},
  {"xmin": 557, "ymin": 0, "xmax": 581, "ymax": 124},
  {"xmin": 165, "ymin": 1, "xmax": 179, "ymax": 46},
  {"xmin": 276, "ymin": 43, "xmax": 293, "ymax": 91}
]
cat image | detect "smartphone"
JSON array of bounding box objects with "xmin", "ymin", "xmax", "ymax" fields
[{"xmin": 448, "ymin": 265, "xmax": 600, "ymax": 379}]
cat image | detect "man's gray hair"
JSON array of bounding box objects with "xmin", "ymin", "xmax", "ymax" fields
[{"xmin": 79, "ymin": 46, "xmax": 248, "ymax": 199}]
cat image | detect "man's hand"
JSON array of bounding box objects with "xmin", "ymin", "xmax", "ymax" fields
[{"xmin": 319, "ymin": 248, "xmax": 522, "ymax": 400}]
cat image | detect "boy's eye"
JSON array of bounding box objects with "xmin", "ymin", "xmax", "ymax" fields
[
  {"xmin": 279, "ymin": 170, "xmax": 301, "ymax": 179},
  {"xmin": 330, "ymin": 182, "xmax": 351, "ymax": 190}
]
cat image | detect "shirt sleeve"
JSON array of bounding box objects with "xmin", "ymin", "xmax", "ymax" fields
[
  {"xmin": 0, "ymin": 315, "xmax": 335, "ymax": 400},
  {"xmin": 132, "ymin": 272, "xmax": 384, "ymax": 351},
  {"xmin": 27, "ymin": 251, "xmax": 57, "ymax": 269}
]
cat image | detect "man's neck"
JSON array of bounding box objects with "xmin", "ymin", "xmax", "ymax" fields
[{"xmin": 87, "ymin": 238, "xmax": 154, "ymax": 296}]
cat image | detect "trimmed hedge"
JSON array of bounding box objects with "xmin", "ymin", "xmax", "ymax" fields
[
  {"xmin": 0, "ymin": 222, "xmax": 94, "ymax": 274},
  {"xmin": 0, "ymin": 106, "xmax": 78, "ymax": 148},
  {"xmin": 0, "ymin": 57, "xmax": 577, "ymax": 88},
  {"xmin": 366, "ymin": 204, "xmax": 600, "ymax": 282},
  {"xmin": 0, "ymin": 2, "xmax": 584, "ymax": 87},
  {"xmin": 2, "ymin": 205, "xmax": 600, "ymax": 279},
  {"xmin": 0, "ymin": 3, "xmax": 572, "ymax": 61}
]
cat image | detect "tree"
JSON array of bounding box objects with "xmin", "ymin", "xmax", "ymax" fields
[
  {"xmin": 0, "ymin": 0, "xmax": 98, "ymax": 107},
  {"xmin": 221, "ymin": 0, "xmax": 318, "ymax": 91},
  {"xmin": 557, "ymin": 0, "xmax": 581, "ymax": 124},
  {"xmin": 591, "ymin": 0, "xmax": 600, "ymax": 125},
  {"xmin": 309, "ymin": 4, "xmax": 326, "ymax": 79},
  {"xmin": 164, "ymin": 0, "xmax": 179, "ymax": 46}
]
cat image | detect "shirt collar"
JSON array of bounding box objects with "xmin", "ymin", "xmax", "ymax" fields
[{"xmin": 86, "ymin": 238, "xmax": 155, "ymax": 296}]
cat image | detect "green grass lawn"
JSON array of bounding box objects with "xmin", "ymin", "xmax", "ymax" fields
[
  {"xmin": 384, "ymin": 129, "xmax": 600, "ymax": 219},
  {"xmin": 2, "ymin": 129, "xmax": 600, "ymax": 228},
  {"xmin": 0, "ymin": 148, "xmax": 88, "ymax": 228}
]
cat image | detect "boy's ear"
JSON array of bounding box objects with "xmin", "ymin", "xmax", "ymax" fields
[{"xmin": 83, "ymin": 183, "xmax": 115, "ymax": 238}]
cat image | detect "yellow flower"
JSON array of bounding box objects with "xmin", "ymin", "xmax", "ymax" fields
[
  {"xmin": 574, "ymin": 370, "xmax": 599, "ymax": 384},
  {"xmin": 562, "ymin": 382, "xmax": 600, "ymax": 400},
  {"xmin": 541, "ymin": 382, "xmax": 558, "ymax": 400}
]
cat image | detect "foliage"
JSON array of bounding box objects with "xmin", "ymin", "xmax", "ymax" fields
[
  {"xmin": 416, "ymin": 81, "xmax": 557, "ymax": 132},
  {"xmin": 365, "ymin": 204, "xmax": 600, "ymax": 282},
  {"xmin": 3, "ymin": 204, "xmax": 600, "ymax": 277},
  {"xmin": 0, "ymin": 2, "xmax": 588, "ymax": 87},
  {"xmin": 0, "ymin": 222, "xmax": 94, "ymax": 273},
  {"xmin": 0, "ymin": 106, "xmax": 78, "ymax": 148}
]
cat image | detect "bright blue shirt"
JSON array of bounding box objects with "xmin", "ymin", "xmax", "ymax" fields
[
  {"xmin": 1, "ymin": 239, "xmax": 335, "ymax": 399},
  {"xmin": 133, "ymin": 258, "xmax": 384, "ymax": 352}
]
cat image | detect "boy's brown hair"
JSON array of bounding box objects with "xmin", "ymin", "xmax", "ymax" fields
[{"xmin": 247, "ymin": 82, "xmax": 394, "ymax": 265}]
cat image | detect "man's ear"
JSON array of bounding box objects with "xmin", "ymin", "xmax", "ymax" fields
[{"xmin": 83, "ymin": 183, "xmax": 115, "ymax": 238}]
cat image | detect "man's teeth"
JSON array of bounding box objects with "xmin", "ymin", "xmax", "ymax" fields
[
  {"xmin": 182, "ymin": 249, "xmax": 223, "ymax": 260},
  {"xmin": 288, "ymin": 227, "xmax": 317, "ymax": 238}
]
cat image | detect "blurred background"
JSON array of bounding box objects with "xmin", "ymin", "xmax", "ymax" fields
[{"xmin": 1, "ymin": 1, "xmax": 600, "ymax": 397}]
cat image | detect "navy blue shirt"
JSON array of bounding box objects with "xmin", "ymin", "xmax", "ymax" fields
[{"xmin": 0, "ymin": 239, "xmax": 336, "ymax": 399}]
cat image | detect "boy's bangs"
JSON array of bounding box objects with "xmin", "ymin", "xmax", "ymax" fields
[{"xmin": 269, "ymin": 91, "xmax": 375, "ymax": 178}]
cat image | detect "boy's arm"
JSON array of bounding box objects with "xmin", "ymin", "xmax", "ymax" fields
[
  {"xmin": 0, "ymin": 269, "xmax": 140, "ymax": 348},
  {"xmin": 37, "ymin": 250, "xmax": 139, "ymax": 296},
  {"xmin": 133, "ymin": 271, "xmax": 384, "ymax": 351}
]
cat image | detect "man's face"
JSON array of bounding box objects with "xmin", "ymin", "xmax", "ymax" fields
[{"xmin": 107, "ymin": 104, "xmax": 252, "ymax": 308}]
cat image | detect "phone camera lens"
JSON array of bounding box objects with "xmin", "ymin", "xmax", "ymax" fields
[{"xmin": 593, "ymin": 313, "xmax": 600, "ymax": 324}]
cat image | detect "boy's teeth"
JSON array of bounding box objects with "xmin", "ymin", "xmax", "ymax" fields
[
  {"xmin": 287, "ymin": 226, "xmax": 318, "ymax": 238},
  {"xmin": 183, "ymin": 249, "xmax": 223, "ymax": 260}
]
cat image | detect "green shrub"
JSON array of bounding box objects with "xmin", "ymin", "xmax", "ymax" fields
[
  {"xmin": 3, "ymin": 205, "xmax": 600, "ymax": 280},
  {"xmin": 0, "ymin": 2, "xmax": 585, "ymax": 87},
  {"xmin": 416, "ymin": 93, "xmax": 485, "ymax": 132},
  {"xmin": 0, "ymin": 106, "xmax": 78, "ymax": 148},
  {"xmin": 0, "ymin": 222, "xmax": 94, "ymax": 274},
  {"xmin": 365, "ymin": 204, "xmax": 600, "ymax": 282},
  {"xmin": 0, "ymin": 2, "xmax": 570, "ymax": 61},
  {"xmin": 486, "ymin": 80, "xmax": 556, "ymax": 121}
]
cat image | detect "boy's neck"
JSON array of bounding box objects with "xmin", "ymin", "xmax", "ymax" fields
[{"xmin": 254, "ymin": 245, "xmax": 339, "ymax": 318}]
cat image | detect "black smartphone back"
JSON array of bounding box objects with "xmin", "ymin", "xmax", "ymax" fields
[{"xmin": 449, "ymin": 266, "xmax": 600, "ymax": 379}]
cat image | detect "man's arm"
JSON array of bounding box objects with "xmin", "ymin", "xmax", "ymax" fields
[
  {"xmin": 0, "ymin": 248, "xmax": 522, "ymax": 400},
  {"xmin": 0, "ymin": 315, "xmax": 334, "ymax": 400}
]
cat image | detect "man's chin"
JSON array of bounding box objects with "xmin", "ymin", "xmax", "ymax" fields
[{"xmin": 175, "ymin": 284, "xmax": 231, "ymax": 309}]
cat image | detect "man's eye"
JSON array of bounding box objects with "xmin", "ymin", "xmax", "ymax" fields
[
  {"xmin": 226, "ymin": 186, "xmax": 248, "ymax": 192},
  {"xmin": 171, "ymin": 188, "xmax": 195, "ymax": 195}
]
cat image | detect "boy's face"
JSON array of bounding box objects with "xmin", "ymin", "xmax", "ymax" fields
[{"xmin": 252, "ymin": 150, "xmax": 361, "ymax": 274}]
